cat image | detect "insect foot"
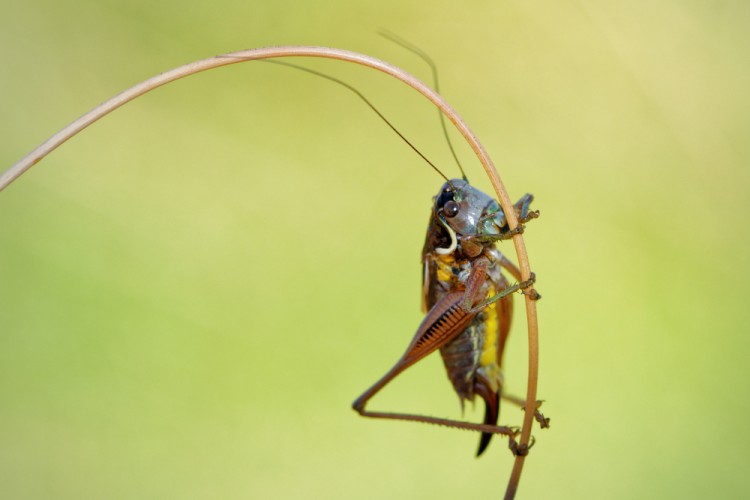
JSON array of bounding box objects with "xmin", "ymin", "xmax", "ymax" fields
[
  {"xmin": 519, "ymin": 210, "xmax": 540, "ymax": 224},
  {"xmin": 532, "ymin": 400, "xmax": 551, "ymax": 428},
  {"xmin": 500, "ymin": 225, "xmax": 525, "ymax": 240},
  {"xmin": 509, "ymin": 436, "xmax": 536, "ymax": 457},
  {"xmin": 536, "ymin": 412, "xmax": 551, "ymax": 429},
  {"xmin": 518, "ymin": 273, "xmax": 541, "ymax": 301},
  {"xmin": 519, "ymin": 400, "xmax": 550, "ymax": 428},
  {"xmin": 523, "ymin": 289, "xmax": 542, "ymax": 301},
  {"xmin": 519, "ymin": 272, "xmax": 536, "ymax": 289},
  {"xmin": 505, "ymin": 426, "xmax": 522, "ymax": 436}
]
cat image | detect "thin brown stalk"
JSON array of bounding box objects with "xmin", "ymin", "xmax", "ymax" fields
[{"xmin": 0, "ymin": 46, "xmax": 540, "ymax": 498}]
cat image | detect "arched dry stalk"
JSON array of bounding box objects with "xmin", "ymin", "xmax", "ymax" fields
[{"xmin": 0, "ymin": 46, "xmax": 542, "ymax": 499}]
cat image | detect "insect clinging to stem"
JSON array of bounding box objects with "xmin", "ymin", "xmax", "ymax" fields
[
  {"xmin": 0, "ymin": 37, "xmax": 549, "ymax": 463},
  {"xmin": 351, "ymin": 174, "xmax": 546, "ymax": 455},
  {"xmin": 344, "ymin": 33, "xmax": 550, "ymax": 457}
]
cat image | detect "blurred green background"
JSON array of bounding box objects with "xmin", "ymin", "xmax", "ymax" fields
[{"xmin": 1, "ymin": 0, "xmax": 748, "ymax": 498}]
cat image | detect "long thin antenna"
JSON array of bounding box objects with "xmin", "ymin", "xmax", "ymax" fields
[
  {"xmin": 263, "ymin": 59, "xmax": 450, "ymax": 183},
  {"xmin": 379, "ymin": 30, "xmax": 468, "ymax": 182}
]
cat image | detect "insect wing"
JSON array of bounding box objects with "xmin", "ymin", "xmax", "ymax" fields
[{"xmin": 421, "ymin": 210, "xmax": 450, "ymax": 313}]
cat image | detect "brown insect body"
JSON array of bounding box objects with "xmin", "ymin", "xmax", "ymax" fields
[
  {"xmin": 426, "ymin": 250, "xmax": 511, "ymax": 455},
  {"xmin": 353, "ymin": 179, "xmax": 536, "ymax": 457},
  {"xmin": 422, "ymin": 180, "xmax": 521, "ymax": 455}
]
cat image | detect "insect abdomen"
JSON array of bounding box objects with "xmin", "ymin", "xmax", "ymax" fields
[{"xmin": 440, "ymin": 318, "xmax": 484, "ymax": 403}]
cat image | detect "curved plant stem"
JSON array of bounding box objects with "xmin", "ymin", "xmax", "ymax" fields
[{"xmin": 0, "ymin": 46, "xmax": 539, "ymax": 499}]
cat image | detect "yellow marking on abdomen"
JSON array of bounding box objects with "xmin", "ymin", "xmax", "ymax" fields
[
  {"xmin": 479, "ymin": 285, "xmax": 502, "ymax": 391},
  {"xmin": 480, "ymin": 285, "xmax": 498, "ymax": 368}
]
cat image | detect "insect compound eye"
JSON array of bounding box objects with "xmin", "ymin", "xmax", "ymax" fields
[
  {"xmin": 436, "ymin": 188, "xmax": 454, "ymax": 210},
  {"xmin": 443, "ymin": 200, "xmax": 460, "ymax": 218}
]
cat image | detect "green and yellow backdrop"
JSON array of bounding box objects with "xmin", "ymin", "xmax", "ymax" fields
[{"xmin": 1, "ymin": 0, "xmax": 748, "ymax": 498}]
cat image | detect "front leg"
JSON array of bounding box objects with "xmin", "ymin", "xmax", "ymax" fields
[
  {"xmin": 513, "ymin": 193, "xmax": 539, "ymax": 224},
  {"xmin": 463, "ymin": 226, "xmax": 524, "ymax": 248},
  {"xmin": 474, "ymin": 193, "xmax": 539, "ymax": 236}
]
